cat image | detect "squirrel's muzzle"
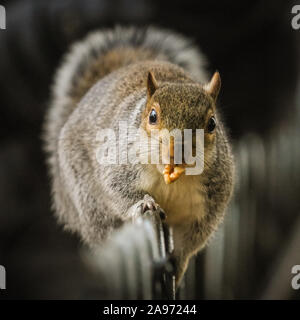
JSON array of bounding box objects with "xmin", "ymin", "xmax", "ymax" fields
[{"xmin": 162, "ymin": 137, "xmax": 185, "ymax": 184}]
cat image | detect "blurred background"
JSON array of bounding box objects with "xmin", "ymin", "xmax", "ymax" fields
[{"xmin": 0, "ymin": 0, "xmax": 299, "ymax": 299}]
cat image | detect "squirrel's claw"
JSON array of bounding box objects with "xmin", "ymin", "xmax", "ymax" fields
[
  {"xmin": 127, "ymin": 194, "xmax": 166, "ymax": 221},
  {"xmin": 141, "ymin": 195, "xmax": 166, "ymax": 220},
  {"xmin": 141, "ymin": 194, "xmax": 159, "ymax": 212}
]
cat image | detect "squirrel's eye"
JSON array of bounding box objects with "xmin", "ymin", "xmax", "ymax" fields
[
  {"xmin": 149, "ymin": 109, "xmax": 157, "ymax": 124},
  {"xmin": 207, "ymin": 116, "xmax": 216, "ymax": 133}
]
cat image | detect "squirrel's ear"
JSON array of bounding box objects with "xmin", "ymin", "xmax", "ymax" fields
[
  {"xmin": 204, "ymin": 71, "xmax": 221, "ymax": 100},
  {"xmin": 147, "ymin": 71, "xmax": 158, "ymax": 99}
]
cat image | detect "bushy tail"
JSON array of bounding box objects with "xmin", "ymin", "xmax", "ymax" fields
[
  {"xmin": 44, "ymin": 26, "xmax": 207, "ymax": 161},
  {"xmin": 53, "ymin": 26, "xmax": 208, "ymax": 105}
]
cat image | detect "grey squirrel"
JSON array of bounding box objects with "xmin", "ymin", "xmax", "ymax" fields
[{"xmin": 43, "ymin": 26, "xmax": 234, "ymax": 286}]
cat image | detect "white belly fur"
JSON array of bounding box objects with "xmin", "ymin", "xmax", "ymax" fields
[{"xmin": 139, "ymin": 166, "xmax": 206, "ymax": 225}]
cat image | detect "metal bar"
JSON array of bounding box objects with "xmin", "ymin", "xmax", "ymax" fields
[{"xmin": 83, "ymin": 210, "xmax": 175, "ymax": 299}]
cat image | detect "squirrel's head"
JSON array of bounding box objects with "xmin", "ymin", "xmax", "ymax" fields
[{"xmin": 141, "ymin": 71, "xmax": 221, "ymax": 184}]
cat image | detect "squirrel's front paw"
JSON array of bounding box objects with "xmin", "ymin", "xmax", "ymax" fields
[
  {"xmin": 140, "ymin": 194, "xmax": 159, "ymax": 212},
  {"xmin": 126, "ymin": 194, "xmax": 166, "ymax": 221}
]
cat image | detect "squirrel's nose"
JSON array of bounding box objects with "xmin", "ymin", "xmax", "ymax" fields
[
  {"xmin": 162, "ymin": 138, "xmax": 186, "ymax": 165},
  {"xmin": 162, "ymin": 137, "xmax": 175, "ymax": 164}
]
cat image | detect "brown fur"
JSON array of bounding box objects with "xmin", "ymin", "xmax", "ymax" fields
[{"xmin": 43, "ymin": 27, "xmax": 234, "ymax": 287}]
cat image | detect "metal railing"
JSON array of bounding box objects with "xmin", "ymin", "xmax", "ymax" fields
[{"xmin": 84, "ymin": 210, "xmax": 175, "ymax": 299}]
